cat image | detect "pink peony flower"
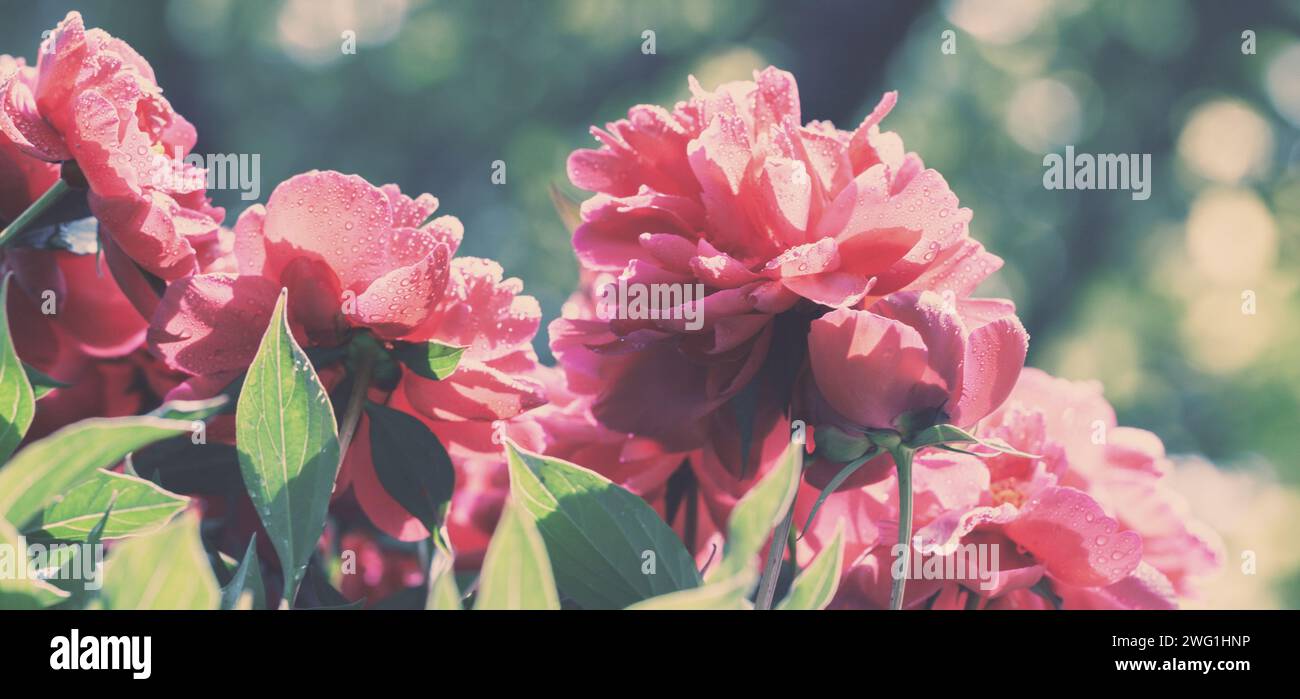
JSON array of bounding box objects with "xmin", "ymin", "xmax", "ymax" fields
[
  {"xmin": 826, "ymin": 368, "xmax": 1223, "ymax": 609},
  {"xmin": 147, "ymin": 171, "xmax": 548, "ymax": 558},
  {"xmin": 801, "ymin": 290, "xmax": 1028, "ymax": 489},
  {"xmin": 0, "ymin": 57, "xmax": 59, "ymax": 223},
  {"xmin": 0, "ymin": 12, "xmax": 224, "ymax": 280},
  {"xmin": 556, "ymin": 66, "xmax": 1002, "ymax": 455},
  {"xmin": 153, "ymin": 170, "xmax": 549, "ymax": 554},
  {"xmin": 980, "ymin": 369, "xmax": 1225, "ymax": 597},
  {"xmin": 148, "ymin": 170, "xmax": 460, "ymax": 388},
  {"xmin": 4, "ymin": 248, "xmax": 148, "ymax": 360},
  {"xmin": 0, "ymin": 198, "xmax": 159, "ymax": 439},
  {"xmin": 339, "ymin": 256, "xmax": 548, "ymax": 553}
]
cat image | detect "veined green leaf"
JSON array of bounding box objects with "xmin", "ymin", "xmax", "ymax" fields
[
  {"xmin": 0, "ymin": 518, "xmax": 70, "ymax": 609},
  {"xmin": 505, "ymin": 441, "xmax": 700, "ymax": 609},
  {"xmin": 391, "ymin": 341, "xmax": 465, "ymax": 381},
  {"xmin": 0, "ymin": 415, "xmax": 192, "ymax": 529},
  {"xmin": 0, "ymin": 274, "xmax": 35, "ymax": 461},
  {"xmin": 101, "ymin": 510, "xmax": 219, "ymax": 610},
  {"xmin": 778, "ymin": 520, "xmax": 845, "ymax": 610},
  {"xmin": 26, "ymin": 469, "xmax": 188, "ymax": 541},
  {"xmin": 235, "ymin": 289, "xmax": 340, "ymax": 606},
  {"xmin": 474, "ymin": 502, "xmax": 559, "ymax": 610}
]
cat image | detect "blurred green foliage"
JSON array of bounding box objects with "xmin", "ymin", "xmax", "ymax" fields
[{"xmin": 2, "ymin": 0, "xmax": 1297, "ymax": 492}]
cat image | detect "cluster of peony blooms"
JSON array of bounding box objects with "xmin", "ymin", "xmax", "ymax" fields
[
  {"xmin": 539, "ymin": 66, "xmax": 1223, "ymax": 609},
  {"xmin": 0, "ymin": 13, "xmax": 1221, "ymax": 608}
]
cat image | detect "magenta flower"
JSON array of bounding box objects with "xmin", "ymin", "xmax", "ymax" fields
[
  {"xmin": 0, "ymin": 12, "xmax": 223, "ymax": 279},
  {"xmin": 342, "ymin": 257, "xmax": 548, "ymax": 548},
  {"xmin": 556, "ymin": 66, "xmax": 1001, "ymax": 453},
  {"xmin": 0, "ymin": 57, "xmax": 59, "ymax": 222},
  {"xmin": 800, "ymin": 290, "xmax": 1028, "ymax": 489},
  {"xmin": 148, "ymin": 169, "xmax": 548, "ymax": 556},
  {"xmin": 149, "ymin": 170, "xmax": 459, "ymax": 386}
]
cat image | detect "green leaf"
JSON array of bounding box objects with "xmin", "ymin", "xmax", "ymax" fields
[
  {"xmin": 41, "ymin": 503, "xmax": 114, "ymax": 610},
  {"xmin": 0, "ymin": 415, "xmax": 192, "ymax": 529},
  {"xmin": 235, "ymin": 289, "xmax": 340, "ymax": 606},
  {"xmin": 147, "ymin": 394, "xmax": 231, "ymax": 421},
  {"xmin": 716, "ymin": 442, "xmax": 802, "ymax": 580},
  {"xmin": 797, "ymin": 447, "xmax": 879, "ymax": 540},
  {"xmin": 366, "ymin": 401, "xmax": 455, "ymax": 533},
  {"xmin": 0, "ymin": 518, "xmax": 71, "ymax": 609},
  {"xmin": 220, "ymin": 536, "xmax": 265, "ymax": 610},
  {"xmin": 0, "ymin": 274, "xmax": 36, "ymax": 461},
  {"xmin": 5, "ymin": 203, "xmax": 95, "ymax": 251},
  {"xmin": 910, "ymin": 423, "xmax": 977, "ymax": 448},
  {"xmin": 425, "ymin": 546, "xmax": 461, "ymax": 611},
  {"xmin": 131, "ymin": 439, "xmax": 242, "ymax": 495},
  {"xmin": 23, "ymin": 363, "xmax": 68, "ymax": 400},
  {"xmin": 505, "ymin": 441, "xmax": 700, "ymax": 609},
  {"xmin": 626, "ymin": 575, "xmax": 751, "ymax": 610},
  {"xmin": 390, "ymin": 341, "xmax": 465, "ymax": 381},
  {"xmin": 26, "ymin": 469, "xmax": 188, "ymax": 541},
  {"xmin": 101, "ymin": 511, "xmax": 219, "ymax": 610},
  {"xmin": 778, "ymin": 520, "xmax": 845, "ymax": 610},
  {"xmin": 910, "ymin": 423, "xmax": 1039, "ymax": 458},
  {"xmin": 473, "ymin": 502, "xmax": 560, "ymax": 610}
]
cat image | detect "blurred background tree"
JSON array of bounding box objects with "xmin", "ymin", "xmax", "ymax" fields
[{"xmin": 3, "ymin": 0, "xmax": 1298, "ymax": 607}]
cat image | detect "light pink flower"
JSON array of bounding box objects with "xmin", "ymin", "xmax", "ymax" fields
[
  {"xmin": 982, "ymin": 368, "xmax": 1225, "ymax": 596},
  {"xmin": 828, "ymin": 368, "xmax": 1223, "ymax": 609}
]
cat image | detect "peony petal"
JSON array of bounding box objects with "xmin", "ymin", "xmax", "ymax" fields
[
  {"xmin": 147, "ymin": 273, "xmax": 279, "ymax": 376},
  {"xmin": 947, "ymin": 310, "xmax": 1029, "ymax": 427},
  {"xmin": 401, "ymin": 359, "xmax": 546, "ymax": 422},
  {"xmin": 90, "ymin": 190, "xmax": 204, "ymax": 281},
  {"xmin": 807, "ymin": 308, "xmax": 946, "ymax": 429},
  {"xmin": 351, "ymin": 236, "xmax": 450, "ymax": 339},
  {"xmin": 409, "ymin": 257, "xmax": 540, "ymax": 360},
  {"xmin": 1004, "ymin": 486, "xmax": 1144, "ymax": 588},
  {"xmin": 1057, "ymin": 561, "xmax": 1178, "ymax": 610}
]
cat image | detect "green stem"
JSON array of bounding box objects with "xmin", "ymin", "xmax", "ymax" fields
[
  {"xmin": 755, "ymin": 446, "xmax": 803, "ymax": 610},
  {"xmin": 285, "ymin": 341, "xmax": 377, "ymax": 608},
  {"xmin": 0, "ymin": 179, "xmax": 69, "ymax": 248},
  {"xmin": 888, "ymin": 445, "xmax": 915, "ymax": 611},
  {"xmin": 755, "ymin": 498, "xmax": 796, "ymax": 610},
  {"xmin": 336, "ymin": 341, "xmax": 377, "ymax": 463}
]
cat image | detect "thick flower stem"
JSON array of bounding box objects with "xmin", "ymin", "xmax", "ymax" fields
[
  {"xmin": 0, "ymin": 179, "xmax": 70, "ymax": 248},
  {"xmin": 888, "ymin": 445, "xmax": 916, "ymax": 611},
  {"xmin": 337, "ymin": 339, "xmax": 378, "ymax": 465}
]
